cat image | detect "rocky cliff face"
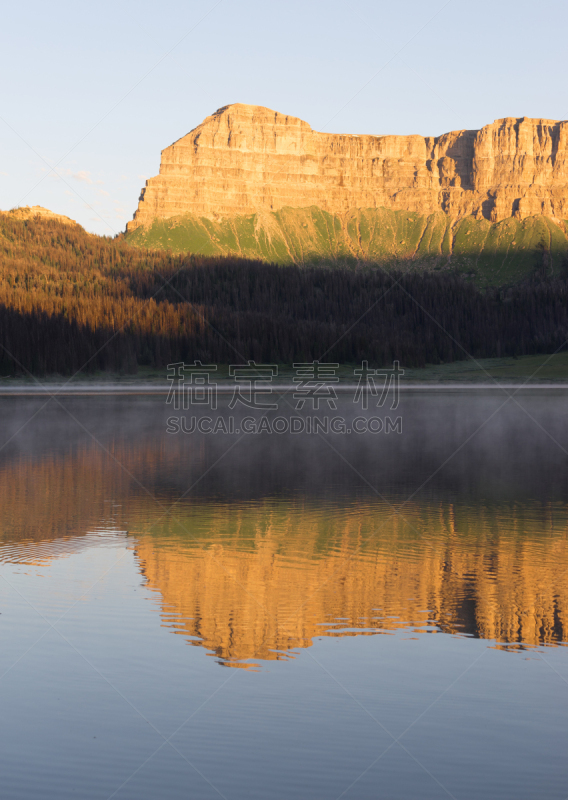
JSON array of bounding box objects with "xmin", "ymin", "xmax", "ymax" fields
[{"xmin": 128, "ymin": 104, "xmax": 568, "ymax": 232}]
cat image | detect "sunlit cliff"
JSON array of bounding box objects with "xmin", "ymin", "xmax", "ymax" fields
[{"xmin": 126, "ymin": 105, "xmax": 568, "ymax": 279}]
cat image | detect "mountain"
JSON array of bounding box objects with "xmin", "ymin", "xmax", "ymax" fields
[{"xmin": 125, "ymin": 104, "xmax": 568, "ymax": 282}]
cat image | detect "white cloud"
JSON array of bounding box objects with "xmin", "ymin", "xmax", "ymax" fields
[
  {"xmin": 137, "ymin": 174, "xmax": 148, "ymax": 180},
  {"xmin": 46, "ymin": 168, "xmax": 88, "ymax": 183},
  {"xmin": 98, "ymin": 189, "xmax": 110, "ymax": 197},
  {"xmin": 73, "ymin": 170, "xmax": 92, "ymax": 184}
]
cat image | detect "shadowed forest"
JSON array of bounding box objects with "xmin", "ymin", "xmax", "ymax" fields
[{"xmin": 1, "ymin": 212, "xmax": 567, "ymax": 376}]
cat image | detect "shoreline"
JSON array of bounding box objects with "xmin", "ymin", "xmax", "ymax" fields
[
  {"xmin": 3, "ymin": 352, "xmax": 568, "ymax": 393},
  {"xmin": 2, "ymin": 382, "xmax": 568, "ymax": 396}
]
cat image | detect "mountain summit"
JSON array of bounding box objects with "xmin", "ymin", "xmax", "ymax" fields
[{"xmin": 128, "ymin": 103, "xmax": 568, "ymax": 231}]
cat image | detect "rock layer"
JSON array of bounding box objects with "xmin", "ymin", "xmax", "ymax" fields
[{"xmin": 128, "ymin": 104, "xmax": 568, "ymax": 231}]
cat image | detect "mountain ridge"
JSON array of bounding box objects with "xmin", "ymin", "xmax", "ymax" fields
[{"xmin": 127, "ymin": 103, "xmax": 568, "ymax": 231}]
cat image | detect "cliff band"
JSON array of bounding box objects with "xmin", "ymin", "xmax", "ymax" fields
[{"xmin": 128, "ymin": 103, "xmax": 568, "ymax": 232}]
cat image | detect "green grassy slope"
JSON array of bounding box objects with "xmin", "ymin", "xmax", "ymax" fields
[{"xmin": 126, "ymin": 207, "xmax": 568, "ymax": 285}]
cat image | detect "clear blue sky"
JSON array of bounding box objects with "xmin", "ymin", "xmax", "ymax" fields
[{"xmin": 1, "ymin": 0, "xmax": 566, "ymax": 235}]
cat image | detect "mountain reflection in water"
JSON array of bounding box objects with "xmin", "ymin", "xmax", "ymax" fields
[
  {"xmin": 136, "ymin": 500, "xmax": 568, "ymax": 665},
  {"xmin": 1, "ymin": 392, "xmax": 567, "ymax": 667}
]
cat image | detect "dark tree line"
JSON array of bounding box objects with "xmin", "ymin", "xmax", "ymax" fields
[{"xmin": 1, "ymin": 212, "xmax": 568, "ymax": 375}]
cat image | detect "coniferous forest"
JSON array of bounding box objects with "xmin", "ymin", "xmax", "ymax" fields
[{"xmin": 1, "ymin": 211, "xmax": 568, "ymax": 376}]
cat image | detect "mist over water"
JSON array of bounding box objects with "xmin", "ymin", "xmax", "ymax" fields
[
  {"xmin": 1, "ymin": 392, "xmax": 567, "ymax": 799},
  {"xmin": 2, "ymin": 389, "xmax": 568, "ymax": 503}
]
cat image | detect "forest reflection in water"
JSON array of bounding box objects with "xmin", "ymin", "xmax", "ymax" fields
[{"xmin": 1, "ymin": 392, "xmax": 567, "ymax": 667}]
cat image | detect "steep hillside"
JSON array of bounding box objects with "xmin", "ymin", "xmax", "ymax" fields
[{"xmin": 126, "ymin": 206, "xmax": 568, "ymax": 286}]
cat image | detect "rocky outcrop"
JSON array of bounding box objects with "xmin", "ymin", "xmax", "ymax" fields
[{"xmin": 127, "ymin": 104, "xmax": 568, "ymax": 232}]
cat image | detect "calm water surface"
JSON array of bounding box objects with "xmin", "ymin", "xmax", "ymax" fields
[{"xmin": 0, "ymin": 392, "xmax": 567, "ymax": 799}]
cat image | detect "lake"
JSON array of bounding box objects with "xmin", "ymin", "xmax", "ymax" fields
[{"xmin": 0, "ymin": 390, "xmax": 567, "ymax": 799}]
